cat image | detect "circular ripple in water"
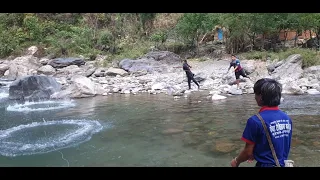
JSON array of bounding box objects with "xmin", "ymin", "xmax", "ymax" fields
[
  {"xmin": 0, "ymin": 120, "xmax": 104, "ymax": 157},
  {"xmin": 6, "ymin": 100, "xmax": 76, "ymax": 112},
  {"xmin": 0, "ymin": 92, "xmax": 8, "ymax": 99}
]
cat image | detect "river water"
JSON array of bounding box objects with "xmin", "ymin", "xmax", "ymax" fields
[{"xmin": 0, "ymin": 80, "xmax": 319, "ymax": 167}]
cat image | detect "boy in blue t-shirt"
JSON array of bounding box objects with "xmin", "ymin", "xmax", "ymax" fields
[
  {"xmin": 227, "ymin": 54, "xmax": 250, "ymax": 89},
  {"xmin": 231, "ymin": 78, "xmax": 293, "ymax": 167}
]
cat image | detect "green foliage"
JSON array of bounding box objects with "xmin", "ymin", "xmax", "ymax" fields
[
  {"xmin": 107, "ymin": 40, "xmax": 151, "ymax": 62},
  {"xmin": 97, "ymin": 30, "xmax": 114, "ymax": 46},
  {"xmin": 23, "ymin": 15, "xmax": 44, "ymax": 41},
  {"xmin": 1, "ymin": 13, "xmax": 320, "ymax": 68},
  {"xmin": 0, "ymin": 13, "xmax": 24, "ymax": 28},
  {"xmin": 0, "ymin": 30, "xmax": 19, "ymax": 57},
  {"xmin": 139, "ymin": 13, "xmax": 156, "ymax": 26},
  {"xmin": 164, "ymin": 41, "xmax": 190, "ymax": 54},
  {"xmin": 175, "ymin": 13, "xmax": 210, "ymax": 43},
  {"xmin": 149, "ymin": 30, "xmax": 168, "ymax": 48}
]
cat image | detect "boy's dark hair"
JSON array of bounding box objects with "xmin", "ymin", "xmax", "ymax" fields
[
  {"xmin": 183, "ymin": 59, "xmax": 187, "ymax": 63},
  {"xmin": 231, "ymin": 54, "xmax": 236, "ymax": 57},
  {"xmin": 253, "ymin": 78, "xmax": 282, "ymax": 106}
]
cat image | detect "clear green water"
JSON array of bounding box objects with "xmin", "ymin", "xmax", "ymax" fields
[{"xmin": 0, "ymin": 88, "xmax": 319, "ymax": 167}]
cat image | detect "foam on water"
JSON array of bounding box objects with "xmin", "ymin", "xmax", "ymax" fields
[
  {"xmin": 6, "ymin": 100, "xmax": 76, "ymax": 112},
  {"xmin": 0, "ymin": 119, "xmax": 107, "ymax": 157},
  {"xmin": 0, "ymin": 92, "xmax": 8, "ymax": 99}
]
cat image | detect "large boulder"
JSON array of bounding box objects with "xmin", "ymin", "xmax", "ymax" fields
[
  {"xmin": 4, "ymin": 55, "xmax": 41, "ymax": 81},
  {"xmin": 271, "ymin": 54, "xmax": 303, "ymax": 83},
  {"xmin": 50, "ymin": 75, "xmax": 96, "ymax": 99},
  {"xmin": 9, "ymin": 75, "xmax": 61, "ymax": 101},
  {"xmin": 119, "ymin": 58, "xmax": 157, "ymax": 73},
  {"xmin": 142, "ymin": 51, "xmax": 182, "ymax": 64},
  {"xmin": 0, "ymin": 64, "xmax": 9, "ymax": 76},
  {"xmin": 48, "ymin": 57, "xmax": 85, "ymax": 68},
  {"xmin": 118, "ymin": 51, "xmax": 182, "ymax": 74},
  {"xmin": 37, "ymin": 65, "xmax": 56, "ymax": 75},
  {"xmin": 105, "ymin": 67, "xmax": 128, "ymax": 77}
]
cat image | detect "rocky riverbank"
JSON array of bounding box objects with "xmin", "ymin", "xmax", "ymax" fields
[{"xmin": 1, "ymin": 46, "xmax": 320, "ymax": 101}]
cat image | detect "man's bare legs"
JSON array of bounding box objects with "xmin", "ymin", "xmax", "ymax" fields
[{"xmin": 236, "ymin": 79, "xmax": 240, "ymax": 89}]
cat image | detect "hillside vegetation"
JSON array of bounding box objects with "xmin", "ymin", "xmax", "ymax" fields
[{"xmin": 1, "ymin": 13, "xmax": 320, "ymax": 68}]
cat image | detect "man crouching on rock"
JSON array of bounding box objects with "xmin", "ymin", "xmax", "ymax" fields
[{"xmin": 174, "ymin": 60, "xmax": 200, "ymax": 90}]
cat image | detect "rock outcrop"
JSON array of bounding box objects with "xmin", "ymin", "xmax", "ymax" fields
[{"xmin": 9, "ymin": 75, "xmax": 61, "ymax": 101}]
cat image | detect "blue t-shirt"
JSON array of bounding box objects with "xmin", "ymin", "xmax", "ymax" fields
[
  {"xmin": 229, "ymin": 59, "xmax": 242, "ymax": 72},
  {"xmin": 241, "ymin": 106, "xmax": 292, "ymax": 167}
]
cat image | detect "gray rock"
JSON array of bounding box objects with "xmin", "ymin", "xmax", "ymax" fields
[
  {"xmin": 9, "ymin": 75, "xmax": 61, "ymax": 101},
  {"xmin": 48, "ymin": 57, "xmax": 85, "ymax": 68}
]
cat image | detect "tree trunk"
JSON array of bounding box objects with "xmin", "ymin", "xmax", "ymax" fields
[
  {"xmin": 316, "ymin": 27, "xmax": 320, "ymax": 51},
  {"xmin": 309, "ymin": 29, "xmax": 313, "ymax": 49},
  {"xmin": 309, "ymin": 29, "xmax": 312, "ymax": 39},
  {"xmin": 252, "ymin": 32, "xmax": 256, "ymax": 51},
  {"xmin": 262, "ymin": 33, "xmax": 265, "ymax": 50},
  {"xmin": 294, "ymin": 31, "xmax": 298, "ymax": 47},
  {"xmin": 283, "ymin": 30, "xmax": 288, "ymax": 49}
]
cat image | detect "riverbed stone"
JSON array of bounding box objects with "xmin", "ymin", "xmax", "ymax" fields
[
  {"xmin": 207, "ymin": 131, "xmax": 217, "ymax": 136},
  {"xmin": 291, "ymin": 138, "xmax": 302, "ymax": 146},
  {"xmin": 1, "ymin": 46, "xmax": 320, "ymax": 100},
  {"xmin": 212, "ymin": 141, "xmax": 236, "ymax": 153}
]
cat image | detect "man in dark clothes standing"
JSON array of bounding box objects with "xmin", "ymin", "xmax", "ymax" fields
[{"xmin": 181, "ymin": 60, "xmax": 200, "ymax": 90}]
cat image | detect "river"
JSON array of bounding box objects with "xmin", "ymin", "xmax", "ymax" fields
[{"xmin": 0, "ymin": 80, "xmax": 319, "ymax": 167}]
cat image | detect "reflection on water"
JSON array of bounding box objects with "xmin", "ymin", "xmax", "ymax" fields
[{"xmin": 0, "ymin": 87, "xmax": 319, "ymax": 166}]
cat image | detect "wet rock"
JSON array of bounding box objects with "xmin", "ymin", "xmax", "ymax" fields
[
  {"xmin": 229, "ymin": 86, "xmax": 243, "ymax": 95},
  {"xmin": 152, "ymin": 82, "xmax": 166, "ymax": 90},
  {"xmin": 291, "ymin": 138, "xmax": 302, "ymax": 146},
  {"xmin": 207, "ymin": 131, "xmax": 217, "ymax": 136},
  {"xmin": 120, "ymin": 89, "xmax": 131, "ymax": 94},
  {"xmin": 211, "ymin": 94, "xmax": 227, "ymax": 100},
  {"xmin": 307, "ymin": 89, "xmax": 320, "ymax": 95},
  {"xmin": 9, "ymin": 75, "xmax": 61, "ymax": 101},
  {"xmin": 282, "ymin": 83, "xmax": 304, "ymax": 95},
  {"xmin": 196, "ymin": 143, "xmax": 210, "ymax": 152},
  {"xmin": 212, "ymin": 141, "xmax": 237, "ymax": 153},
  {"xmin": 312, "ymin": 141, "xmax": 320, "ymax": 148},
  {"xmin": 182, "ymin": 136, "xmax": 201, "ymax": 146}
]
